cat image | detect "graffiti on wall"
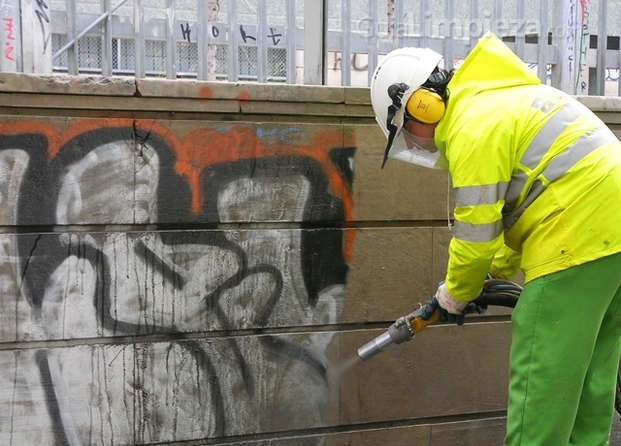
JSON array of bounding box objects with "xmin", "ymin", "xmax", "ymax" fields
[
  {"xmin": 0, "ymin": 0, "xmax": 19, "ymax": 71},
  {"xmin": 0, "ymin": 118, "xmax": 356, "ymax": 444}
]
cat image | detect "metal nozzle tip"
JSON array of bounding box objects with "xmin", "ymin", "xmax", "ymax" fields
[{"xmin": 357, "ymin": 331, "xmax": 394, "ymax": 361}]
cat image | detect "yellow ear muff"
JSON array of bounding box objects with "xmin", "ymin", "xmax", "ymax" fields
[{"xmin": 405, "ymin": 88, "xmax": 446, "ymax": 124}]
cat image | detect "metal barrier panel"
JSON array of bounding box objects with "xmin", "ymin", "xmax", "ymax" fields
[{"xmin": 6, "ymin": 0, "xmax": 621, "ymax": 95}]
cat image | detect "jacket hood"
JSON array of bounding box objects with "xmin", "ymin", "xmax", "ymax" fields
[
  {"xmin": 435, "ymin": 32, "xmax": 541, "ymax": 149},
  {"xmin": 447, "ymin": 32, "xmax": 541, "ymax": 100}
]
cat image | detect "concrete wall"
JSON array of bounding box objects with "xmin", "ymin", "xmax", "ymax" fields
[{"xmin": 0, "ymin": 74, "xmax": 620, "ymax": 445}]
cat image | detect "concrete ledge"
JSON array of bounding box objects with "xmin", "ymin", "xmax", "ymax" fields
[
  {"xmin": 0, "ymin": 72, "xmax": 371, "ymax": 105},
  {"xmin": 0, "ymin": 72, "xmax": 615, "ymax": 112},
  {"xmin": 0, "ymin": 73, "xmax": 136, "ymax": 96},
  {"xmin": 1, "ymin": 72, "xmax": 620, "ymax": 121},
  {"xmin": 575, "ymin": 95, "xmax": 621, "ymax": 112},
  {"xmin": 0, "ymin": 73, "xmax": 374, "ymax": 118},
  {"xmin": 136, "ymin": 78, "xmax": 371, "ymax": 105}
]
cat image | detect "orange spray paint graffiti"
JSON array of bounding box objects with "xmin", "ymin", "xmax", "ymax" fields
[{"xmin": 5, "ymin": 117, "xmax": 356, "ymax": 262}]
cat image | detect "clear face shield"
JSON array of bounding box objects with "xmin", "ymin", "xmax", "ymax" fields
[
  {"xmin": 380, "ymin": 107, "xmax": 448, "ymax": 170},
  {"xmin": 391, "ymin": 116, "xmax": 447, "ymax": 169},
  {"xmin": 379, "ymin": 82, "xmax": 448, "ymax": 170}
]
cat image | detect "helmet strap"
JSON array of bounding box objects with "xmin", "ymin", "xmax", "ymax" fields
[{"xmin": 382, "ymin": 83, "xmax": 410, "ymax": 169}]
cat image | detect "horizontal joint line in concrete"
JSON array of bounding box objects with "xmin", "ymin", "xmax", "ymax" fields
[
  {"xmin": 174, "ymin": 411, "xmax": 508, "ymax": 445},
  {"xmin": 0, "ymin": 317, "xmax": 511, "ymax": 351},
  {"xmin": 0, "ymin": 322, "xmax": 392, "ymax": 351},
  {"xmin": 0, "ymin": 220, "xmax": 456, "ymax": 235}
]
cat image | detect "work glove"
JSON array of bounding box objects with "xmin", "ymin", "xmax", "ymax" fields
[{"xmin": 420, "ymin": 283, "xmax": 482, "ymax": 326}]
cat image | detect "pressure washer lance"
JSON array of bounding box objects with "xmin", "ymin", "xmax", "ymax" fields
[{"xmin": 357, "ymin": 279, "xmax": 523, "ymax": 362}]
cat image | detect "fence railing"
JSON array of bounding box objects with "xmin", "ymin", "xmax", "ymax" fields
[{"xmin": 1, "ymin": 0, "xmax": 620, "ymax": 95}]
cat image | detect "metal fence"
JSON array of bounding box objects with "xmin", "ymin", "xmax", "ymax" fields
[{"xmin": 2, "ymin": 0, "xmax": 621, "ymax": 95}]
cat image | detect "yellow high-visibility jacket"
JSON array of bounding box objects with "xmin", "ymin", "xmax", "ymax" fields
[{"xmin": 434, "ymin": 32, "xmax": 621, "ymax": 301}]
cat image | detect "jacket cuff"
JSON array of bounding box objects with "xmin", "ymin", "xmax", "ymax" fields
[{"xmin": 437, "ymin": 284, "xmax": 468, "ymax": 314}]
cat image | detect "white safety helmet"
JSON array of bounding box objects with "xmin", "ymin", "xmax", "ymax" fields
[{"xmin": 371, "ymin": 47, "xmax": 447, "ymax": 170}]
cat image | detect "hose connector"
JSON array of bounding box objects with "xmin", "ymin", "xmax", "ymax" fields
[{"xmin": 357, "ymin": 310, "xmax": 417, "ymax": 361}]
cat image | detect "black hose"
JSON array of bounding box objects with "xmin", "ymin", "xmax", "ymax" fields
[{"xmin": 471, "ymin": 279, "xmax": 522, "ymax": 310}]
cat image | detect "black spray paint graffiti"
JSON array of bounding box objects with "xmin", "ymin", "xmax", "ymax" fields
[
  {"xmin": 178, "ymin": 22, "xmax": 285, "ymax": 47},
  {"xmin": 2, "ymin": 123, "xmax": 356, "ymax": 444},
  {"xmin": 34, "ymin": 0, "xmax": 50, "ymax": 54},
  {"xmin": 180, "ymin": 23, "xmax": 191, "ymax": 43}
]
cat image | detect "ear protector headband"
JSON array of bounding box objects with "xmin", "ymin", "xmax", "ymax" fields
[{"xmin": 405, "ymin": 88, "xmax": 445, "ymax": 124}]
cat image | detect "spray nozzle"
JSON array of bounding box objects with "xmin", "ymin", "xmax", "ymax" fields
[
  {"xmin": 357, "ymin": 305, "xmax": 439, "ymax": 361},
  {"xmin": 357, "ymin": 279, "xmax": 523, "ymax": 363}
]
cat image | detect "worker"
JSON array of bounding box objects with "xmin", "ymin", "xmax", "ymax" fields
[{"xmin": 370, "ymin": 31, "xmax": 621, "ymax": 445}]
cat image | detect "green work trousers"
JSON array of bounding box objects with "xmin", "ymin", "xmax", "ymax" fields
[{"xmin": 504, "ymin": 251, "xmax": 621, "ymax": 446}]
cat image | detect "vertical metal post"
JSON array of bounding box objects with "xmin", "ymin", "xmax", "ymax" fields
[
  {"xmin": 469, "ymin": 0, "xmax": 478, "ymax": 53},
  {"xmin": 491, "ymin": 0, "xmax": 502, "ymax": 35},
  {"xmin": 257, "ymin": 0, "xmax": 268, "ymax": 83},
  {"xmin": 577, "ymin": 0, "xmax": 590, "ymax": 94},
  {"xmin": 134, "ymin": 0, "xmax": 145, "ymax": 78},
  {"xmin": 197, "ymin": 0, "xmax": 208, "ymax": 80},
  {"xmin": 367, "ymin": 0, "xmax": 378, "ymax": 86},
  {"xmin": 515, "ymin": 0, "xmax": 526, "ymax": 59},
  {"xmin": 420, "ymin": 0, "xmax": 430, "ymax": 47},
  {"xmin": 537, "ymin": 0, "xmax": 549, "ymax": 83},
  {"xmin": 551, "ymin": 0, "xmax": 581, "ymax": 93},
  {"xmin": 227, "ymin": 0, "xmax": 239, "ymax": 82},
  {"xmin": 618, "ymin": 2, "xmax": 621, "ymax": 96},
  {"xmin": 303, "ymin": 0, "xmax": 326, "ymax": 85},
  {"xmin": 341, "ymin": 0, "xmax": 351, "ymax": 86},
  {"xmin": 101, "ymin": 0, "xmax": 113, "ymax": 76},
  {"xmin": 66, "ymin": 0, "xmax": 78, "ymax": 74},
  {"xmin": 166, "ymin": 0, "xmax": 177, "ymax": 79},
  {"xmin": 595, "ymin": 0, "xmax": 607, "ymax": 95},
  {"xmin": 20, "ymin": 0, "xmax": 52, "ymax": 73},
  {"xmin": 394, "ymin": 0, "xmax": 404, "ymax": 48},
  {"xmin": 286, "ymin": 0, "xmax": 296, "ymax": 84},
  {"xmin": 0, "ymin": 0, "xmax": 21, "ymax": 72},
  {"xmin": 444, "ymin": 0, "xmax": 454, "ymax": 70}
]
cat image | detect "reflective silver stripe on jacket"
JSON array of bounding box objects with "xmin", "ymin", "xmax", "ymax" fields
[
  {"xmin": 452, "ymin": 99, "xmax": 616, "ymax": 242},
  {"xmin": 520, "ymin": 102, "xmax": 586, "ymax": 169},
  {"xmin": 453, "ymin": 183, "xmax": 508, "ymax": 242},
  {"xmin": 454, "ymin": 182, "xmax": 510, "ymax": 207},
  {"xmin": 503, "ymin": 126, "xmax": 617, "ymax": 230},
  {"xmin": 454, "ymin": 218, "xmax": 504, "ymax": 243},
  {"xmin": 504, "ymin": 101, "xmax": 585, "ymax": 213},
  {"xmin": 543, "ymin": 126, "xmax": 616, "ymax": 182}
]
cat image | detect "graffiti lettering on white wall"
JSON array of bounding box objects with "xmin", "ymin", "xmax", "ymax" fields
[
  {"xmin": 0, "ymin": 0, "xmax": 18, "ymax": 71},
  {"xmin": 178, "ymin": 21, "xmax": 285, "ymax": 48},
  {"xmin": 2, "ymin": 16, "xmax": 14, "ymax": 61},
  {"xmin": 0, "ymin": 118, "xmax": 356, "ymax": 444},
  {"xmin": 34, "ymin": 0, "xmax": 50, "ymax": 54}
]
